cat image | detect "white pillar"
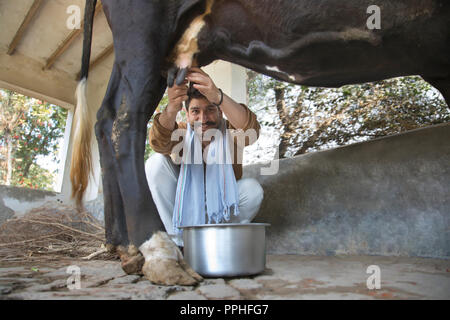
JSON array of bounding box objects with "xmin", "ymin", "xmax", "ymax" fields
[
  {"xmin": 203, "ymin": 61, "xmax": 247, "ymax": 104},
  {"xmin": 55, "ymin": 108, "xmax": 74, "ymax": 194}
]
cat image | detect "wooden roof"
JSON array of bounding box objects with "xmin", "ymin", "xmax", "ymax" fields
[{"xmin": 0, "ymin": 0, "xmax": 114, "ymax": 108}]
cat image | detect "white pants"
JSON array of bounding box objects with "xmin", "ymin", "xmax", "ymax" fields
[{"xmin": 145, "ymin": 153, "xmax": 264, "ymax": 246}]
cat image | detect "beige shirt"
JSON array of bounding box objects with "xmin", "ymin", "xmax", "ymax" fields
[{"xmin": 148, "ymin": 104, "xmax": 261, "ymax": 180}]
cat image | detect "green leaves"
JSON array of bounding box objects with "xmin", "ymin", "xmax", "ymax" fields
[
  {"xmin": 246, "ymin": 73, "xmax": 450, "ymax": 159},
  {"xmin": 0, "ymin": 89, "xmax": 67, "ymax": 190}
]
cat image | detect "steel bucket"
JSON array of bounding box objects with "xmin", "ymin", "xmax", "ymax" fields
[{"xmin": 180, "ymin": 223, "xmax": 270, "ymax": 277}]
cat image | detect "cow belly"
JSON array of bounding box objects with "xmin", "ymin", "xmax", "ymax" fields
[
  {"xmin": 169, "ymin": 0, "xmax": 214, "ymax": 69},
  {"xmin": 193, "ymin": 0, "xmax": 449, "ymax": 87}
]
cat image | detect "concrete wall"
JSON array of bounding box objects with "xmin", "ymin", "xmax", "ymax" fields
[
  {"xmin": 0, "ymin": 185, "xmax": 60, "ymax": 224},
  {"xmin": 244, "ymin": 123, "xmax": 450, "ymax": 259},
  {"xmin": 2, "ymin": 123, "xmax": 449, "ymax": 258},
  {"xmin": 0, "ymin": 185, "xmax": 103, "ymax": 224}
]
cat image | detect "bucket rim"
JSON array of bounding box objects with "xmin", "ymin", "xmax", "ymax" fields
[{"xmin": 179, "ymin": 223, "xmax": 270, "ymax": 229}]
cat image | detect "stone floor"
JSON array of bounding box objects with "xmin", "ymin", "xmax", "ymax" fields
[{"xmin": 1, "ymin": 255, "xmax": 449, "ymax": 300}]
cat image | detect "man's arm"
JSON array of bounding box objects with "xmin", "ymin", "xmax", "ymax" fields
[
  {"xmin": 216, "ymin": 93, "xmax": 248, "ymax": 129},
  {"xmin": 229, "ymin": 103, "xmax": 261, "ymax": 148},
  {"xmin": 158, "ymin": 108, "xmax": 178, "ymax": 131},
  {"xmin": 148, "ymin": 113, "xmax": 180, "ymax": 155},
  {"xmin": 148, "ymin": 79, "xmax": 188, "ymax": 154},
  {"xmin": 187, "ymin": 67, "xmax": 248, "ymax": 130},
  {"xmin": 158, "ymin": 79, "xmax": 188, "ymax": 130}
]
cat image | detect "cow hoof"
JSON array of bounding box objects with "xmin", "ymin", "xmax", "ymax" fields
[
  {"xmin": 142, "ymin": 259, "xmax": 198, "ymax": 286},
  {"xmin": 178, "ymin": 257, "xmax": 204, "ymax": 282},
  {"xmin": 127, "ymin": 244, "xmax": 139, "ymax": 256},
  {"xmin": 116, "ymin": 245, "xmax": 145, "ymax": 275},
  {"xmin": 120, "ymin": 253, "xmax": 144, "ymax": 275},
  {"xmin": 139, "ymin": 231, "xmax": 203, "ymax": 286},
  {"xmin": 121, "ymin": 254, "xmax": 144, "ymax": 275},
  {"xmin": 105, "ymin": 243, "xmax": 117, "ymax": 254}
]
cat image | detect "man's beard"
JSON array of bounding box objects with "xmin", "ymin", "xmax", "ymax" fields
[{"xmin": 191, "ymin": 119, "xmax": 221, "ymax": 134}]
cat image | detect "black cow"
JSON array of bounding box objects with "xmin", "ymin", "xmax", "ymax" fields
[{"xmin": 72, "ymin": 0, "xmax": 449, "ymax": 278}]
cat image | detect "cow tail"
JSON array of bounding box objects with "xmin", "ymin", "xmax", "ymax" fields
[{"xmin": 70, "ymin": 0, "xmax": 98, "ymax": 209}]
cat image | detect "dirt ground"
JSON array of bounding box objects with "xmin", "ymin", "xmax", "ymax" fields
[{"xmin": 1, "ymin": 254, "xmax": 449, "ymax": 300}]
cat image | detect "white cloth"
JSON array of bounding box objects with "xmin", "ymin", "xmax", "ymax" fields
[
  {"xmin": 145, "ymin": 153, "xmax": 264, "ymax": 247},
  {"xmin": 172, "ymin": 120, "xmax": 240, "ymax": 235}
]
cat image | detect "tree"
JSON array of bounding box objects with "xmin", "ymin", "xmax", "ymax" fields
[
  {"xmin": 247, "ymin": 71, "xmax": 450, "ymax": 159},
  {"xmin": 0, "ymin": 90, "xmax": 28, "ymax": 185},
  {"xmin": 0, "ymin": 89, "xmax": 68, "ymax": 190},
  {"xmin": 144, "ymin": 94, "xmax": 168, "ymax": 161}
]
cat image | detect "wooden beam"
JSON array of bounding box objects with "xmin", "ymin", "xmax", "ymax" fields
[
  {"xmin": 7, "ymin": 0, "xmax": 45, "ymax": 55},
  {"xmin": 76, "ymin": 44, "xmax": 114, "ymax": 80},
  {"xmin": 43, "ymin": 2, "xmax": 103, "ymax": 70},
  {"xmin": 90, "ymin": 43, "xmax": 114, "ymax": 71}
]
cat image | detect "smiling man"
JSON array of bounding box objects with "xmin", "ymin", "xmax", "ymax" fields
[{"xmin": 145, "ymin": 67, "xmax": 264, "ymax": 246}]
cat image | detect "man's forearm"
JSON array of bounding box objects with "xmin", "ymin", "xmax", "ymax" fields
[
  {"xmin": 219, "ymin": 93, "xmax": 248, "ymax": 129},
  {"xmin": 158, "ymin": 108, "xmax": 178, "ymax": 131}
]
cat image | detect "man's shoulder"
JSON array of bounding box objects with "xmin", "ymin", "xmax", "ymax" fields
[
  {"xmin": 177, "ymin": 122, "xmax": 187, "ymax": 129},
  {"xmin": 225, "ymin": 119, "xmax": 235, "ymax": 130}
]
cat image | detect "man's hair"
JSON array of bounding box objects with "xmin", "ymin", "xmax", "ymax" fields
[{"xmin": 186, "ymin": 82, "xmax": 212, "ymax": 110}]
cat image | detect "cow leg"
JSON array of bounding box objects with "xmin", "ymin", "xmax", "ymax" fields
[
  {"xmin": 93, "ymin": 0, "xmax": 203, "ymax": 284},
  {"xmin": 96, "ymin": 70, "xmax": 167, "ymax": 245},
  {"xmin": 96, "ymin": 68, "xmax": 204, "ymax": 283},
  {"xmin": 94, "ymin": 65, "xmax": 128, "ymax": 251},
  {"xmin": 111, "ymin": 83, "xmax": 167, "ymax": 248},
  {"xmin": 96, "ymin": 104, "xmax": 147, "ymax": 274},
  {"xmin": 96, "ymin": 0, "xmax": 170, "ymax": 251},
  {"xmin": 95, "ymin": 66, "xmax": 167, "ymax": 274}
]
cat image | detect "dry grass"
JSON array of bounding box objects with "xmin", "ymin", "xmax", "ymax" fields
[{"xmin": 0, "ymin": 203, "xmax": 118, "ymax": 265}]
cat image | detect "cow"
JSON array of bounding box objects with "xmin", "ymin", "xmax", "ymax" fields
[{"xmin": 71, "ymin": 0, "xmax": 450, "ymax": 284}]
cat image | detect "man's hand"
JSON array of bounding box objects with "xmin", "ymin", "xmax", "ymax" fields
[
  {"xmin": 187, "ymin": 67, "xmax": 222, "ymax": 105},
  {"xmin": 167, "ymin": 79, "xmax": 188, "ymax": 114},
  {"xmin": 159, "ymin": 79, "xmax": 188, "ymax": 131}
]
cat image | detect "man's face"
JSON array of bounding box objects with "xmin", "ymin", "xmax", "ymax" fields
[{"xmin": 187, "ymin": 97, "xmax": 222, "ymax": 135}]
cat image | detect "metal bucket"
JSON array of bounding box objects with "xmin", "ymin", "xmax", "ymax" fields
[{"xmin": 180, "ymin": 223, "xmax": 270, "ymax": 277}]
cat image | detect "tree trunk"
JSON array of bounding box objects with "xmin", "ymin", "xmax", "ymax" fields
[
  {"xmin": 246, "ymin": 70, "xmax": 258, "ymax": 105},
  {"xmin": 275, "ymin": 87, "xmax": 307, "ymax": 158},
  {"xmin": 294, "ymin": 124, "xmax": 326, "ymax": 156},
  {"xmin": 274, "ymin": 86, "xmax": 290, "ymax": 158},
  {"xmin": 5, "ymin": 133, "xmax": 12, "ymax": 185},
  {"xmin": 23, "ymin": 160, "xmax": 33, "ymax": 178}
]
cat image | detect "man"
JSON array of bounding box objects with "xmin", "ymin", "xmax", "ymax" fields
[{"xmin": 145, "ymin": 67, "xmax": 264, "ymax": 246}]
